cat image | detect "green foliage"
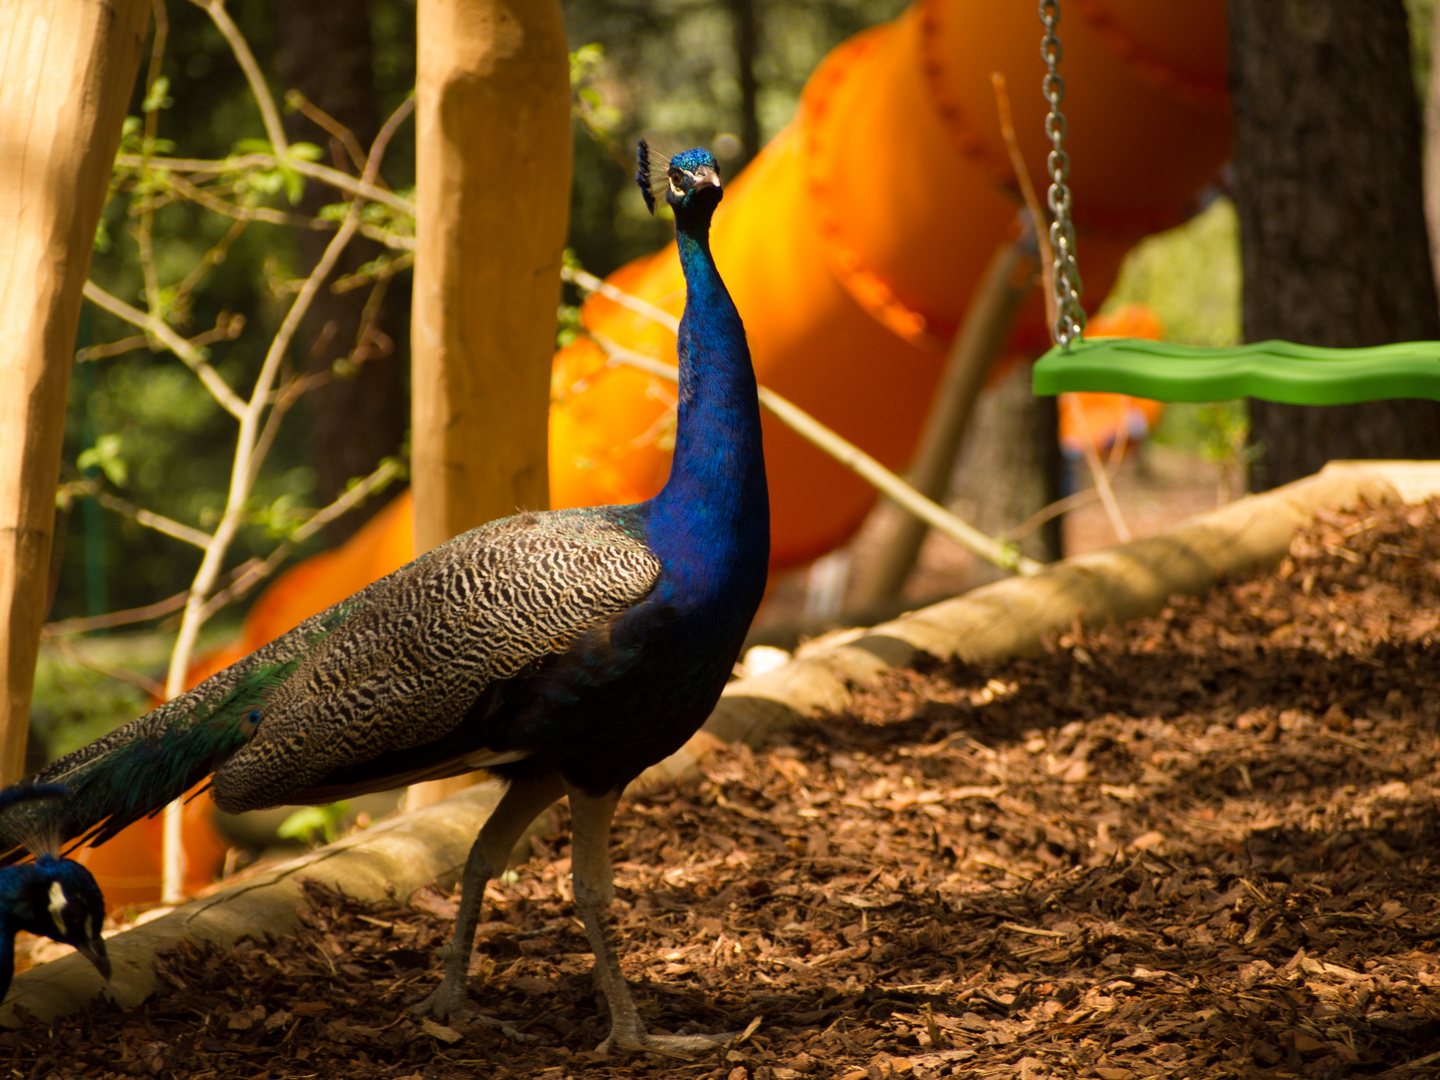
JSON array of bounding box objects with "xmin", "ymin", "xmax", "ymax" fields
[
  {"xmin": 278, "ymin": 801, "xmax": 351, "ymax": 845},
  {"xmin": 29, "ymin": 646, "xmax": 153, "ymax": 762},
  {"xmin": 1406, "ymin": 0, "xmax": 1435, "ymax": 103},
  {"xmin": 77, "ymin": 434, "xmax": 128, "ymax": 488}
]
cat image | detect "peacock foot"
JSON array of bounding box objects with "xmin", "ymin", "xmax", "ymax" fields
[
  {"xmin": 598, "ymin": 1019, "xmax": 755, "ymax": 1059},
  {"xmin": 412, "ymin": 983, "xmax": 539, "ymax": 1044}
]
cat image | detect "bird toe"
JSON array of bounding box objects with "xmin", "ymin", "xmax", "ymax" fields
[
  {"xmin": 598, "ymin": 1027, "xmax": 745, "ymax": 1059},
  {"xmin": 411, "ymin": 983, "xmax": 473, "ymax": 1024}
]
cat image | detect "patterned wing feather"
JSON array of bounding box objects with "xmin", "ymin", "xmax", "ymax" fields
[{"xmin": 211, "ymin": 509, "xmax": 661, "ymax": 811}]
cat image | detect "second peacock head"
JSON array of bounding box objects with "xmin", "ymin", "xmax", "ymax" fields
[{"xmin": 637, "ymin": 140, "xmax": 722, "ymax": 216}]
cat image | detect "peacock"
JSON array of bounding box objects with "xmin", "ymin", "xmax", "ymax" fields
[
  {"xmin": 0, "ymin": 784, "xmax": 110, "ymax": 1002},
  {"xmin": 0, "ymin": 143, "xmax": 766, "ymax": 1054}
]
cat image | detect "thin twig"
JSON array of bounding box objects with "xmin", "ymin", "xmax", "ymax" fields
[
  {"xmin": 174, "ymin": 219, "xmax": 249, "ymax": 305},
  {"xmin": 152, "ymin": 38, "xmax": 411, "ymax": 902},
  {"xmin": 198, "ymin": 457, "xmax": 404, "ymax": 622},
  {"xmin": 991, "ymin": 73, "xmax": 1057, "ymax": 335},
  {"xmin": 161, "ymin": 89, "xmax": 414, "ymax": 694},
  {"xmin": 1064, "ymin": 395, "xmax": 1130, "ymax": 543},
  {"xmin": 81, "ymin": 281, "xmax": 247, "ymax": 418},
  {"xmin": 591, "ymin": 334, "xmax": 1041, "ymax": 576},
  {"xmin": 118, "ymin": 153, "xmax": 415, "ymax": 217},
  {"xmin": 286, "ymin": 89, "xmax": 368, "ymax": 174},
  {"xmin": 75, "ymin": 333, "xmax": 148, "ymax": 363},
  {"xmin": 568, "ymin": 267, "xmax": 1040, "ymax": 574},
  {"xmin": 47, "ymin": 636, "xmax": 166, "ymax": 700},
  {"xmin": 86, "ymin": 487, "xmax": 213, "ymax": 550},
  {"xmin": 167, "ymin": 170, "xmax": 330, "ymax": 230},
  {"xmin": 332, "ymin": 251, "xmax": 415, "ymax": 292},
  {"xmin": 562, "ymin": 266, "xmax": 681, "ymax": 331},
  {"xmin": 190, "ymin": 0, "xmax": 289, "ymax": 157},
  {"xmin": 1004, "ymin": 487, "xmax": 1100, "ymax": 542},
  {"xmin": 136, "ymin": 0, "xmax": 170, "ymax": 328},
  {"xmin": 43, "ymin": 592, "xmax": 190, "ymax": 637}
]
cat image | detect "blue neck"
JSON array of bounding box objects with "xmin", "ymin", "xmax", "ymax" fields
[{"xmin": 645, "ymin": 196, "xmax": 769, "ymax": 596}]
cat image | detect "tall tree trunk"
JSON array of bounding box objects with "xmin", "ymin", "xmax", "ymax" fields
[
  {"xmin": 1230, "ymin": 0, "xmax": 1440, "ymax": 491},
  {"xmin": 275, "ymin": 0, "xmax": 406, "ymax": 542},
  {"xmin": 728, "ymin": 0, "xmax": 761, "ymax": 165},
  {"xmin": 0, "ymin": 0, "xmax": 150, "ymax": 782},
  {"xmin": 407, "ymin": 0, "xmax": 571, "ymax": 809}
]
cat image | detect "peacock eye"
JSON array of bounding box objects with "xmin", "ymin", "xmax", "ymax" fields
[{"xmin": 246, "ymin": 710, "xmax": 261, "ymax": 726}]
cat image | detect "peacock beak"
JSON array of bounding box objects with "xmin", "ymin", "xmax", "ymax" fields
[
  {"xmin": 76, "ymin": 934, "xmax": 111, "ymax": 981},
  {"xmin": 692, "ymin": 165, "xmax": 721, "ymax": 191}
]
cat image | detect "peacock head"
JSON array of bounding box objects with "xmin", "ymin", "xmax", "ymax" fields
[
  {"xmin": 636, "ymin": 140, "xmax": 722, "ymax": 216},
  {"xmin": 25, "ymin": 856, "xmax": 111, "ymax": 982}
]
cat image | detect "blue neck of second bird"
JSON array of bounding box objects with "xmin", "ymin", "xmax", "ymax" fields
[{"xmin": 646, "ymin": 199, "xmax": 769, "ymax": 600}]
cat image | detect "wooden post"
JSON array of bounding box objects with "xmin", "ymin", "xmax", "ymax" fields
[
  {"xmin": 408, "ymin": 0, "xmax": 571, "ymax": 807},
  {"xmin": 0, "ymin": 0, "xmax": 150, "ymax": 783}
]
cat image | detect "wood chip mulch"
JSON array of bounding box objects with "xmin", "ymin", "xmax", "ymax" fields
[{"xmin": 7, "ymin": 496, "xmax": 1440, "ymax": 1079}]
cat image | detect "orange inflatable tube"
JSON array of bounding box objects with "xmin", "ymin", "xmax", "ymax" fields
[
  {"xmin": 182, "ymin": 0, "xmax": 1230, "ymax": 723},
  {"xmin": 551, "ymin": 0, "xmax": 1229, "ymax": 566}
]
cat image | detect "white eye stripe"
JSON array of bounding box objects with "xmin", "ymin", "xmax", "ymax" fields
[
  {"xmin": 668, "ymin": 177, "xmax": 684, "ymax": 198},
  {"xmin": 48, "ymin": 880, "xmax": 67, "ymax": 936}
]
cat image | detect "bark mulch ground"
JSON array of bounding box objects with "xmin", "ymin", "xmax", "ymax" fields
[{"xmin": 8, "ymin": 497, "xmax": 1440, "ymax": 1079}]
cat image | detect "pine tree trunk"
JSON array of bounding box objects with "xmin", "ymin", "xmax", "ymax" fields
[
  {"xmin": 1230, "ymin": 0, "xmax": 1440, "ymax": 490},
  {"xmin": 275, "ymin": 0, "xmax": 406, "ymax": 542}
]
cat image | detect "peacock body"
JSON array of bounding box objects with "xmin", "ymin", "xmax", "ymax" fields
[{"xmin": 1, "ymin": 144, "xmax": 765, "ymax": 1052}]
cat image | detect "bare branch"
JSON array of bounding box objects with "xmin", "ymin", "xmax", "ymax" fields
[
  {"xmin": 591, "ymin": 333, "xmax": 1041, "ymax": 576},
  {"xmin": 286, "ymin": 89, "xmax": 367, "ymax": 173},
  {"xmin": 1063, "ymin": 394, "xmax": 1131, "ymax": 543},
  {"xmin": 47, "ymin": 635, "xmax": 165, "ymax": 700},
  {"xmin": 991, "ymin": 73, "xmax": 1057, "ymax": 334},
  {"xmin": 75, "ymin": 332, "xmax": 148, "ymax": 363},
  {"xmin": 359, "ymin": 226, "xmax": 415, "ymax": 252},
  {"xmin": 42, "ymin": 592, "xmax": 189, "ymax": 637},
  {"xmin": 199, "ymin": 456, "xmax": 404, "ymax": 622},
  {"xmin": 168, "ymin": 170, "xmax": 330, "ymax": 230},
  {"xmin": 369, "ymin": 94, "xmax": 417, "ymax": 175},
  {"xmin": 85, "ymin": 486, "xmax": 213, "ymax": 549},
  {"xmin": 118, "ymin": 153, "xmax": 416, "ymax": 217},
  {"xmin": 174, "ymin": 220, "xmax": 249, "ymax": 306},
  {"xmin": 161, "ymin": 86, "xmax": 413, "ymax": 703},
  {"xmin": 563, "ymin": 265, "xmax": 679, "ymax": 331},
  {"xmin": 81, "ymin": 281, "xmax": 248, "ymax": 419},
  {"xmin": 332, "ymin": 251, "xmax": 415, "ymax": 292},
  {"xmin": 189, "ymin": 0, "xmax": 289, "ymax": 157}
]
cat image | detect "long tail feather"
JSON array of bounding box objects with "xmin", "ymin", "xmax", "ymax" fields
[{"xmin": 0, "ymin": 662, "xmax": 296, "ymax": 865}]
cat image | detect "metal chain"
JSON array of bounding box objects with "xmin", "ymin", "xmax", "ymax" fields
[{"xmin": 1040, "ymin": 0, "xmax": 1085, "ymax": 349}]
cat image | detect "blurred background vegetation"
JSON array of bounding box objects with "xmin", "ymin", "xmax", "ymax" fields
[{"xmin": 36, "ymin": 0, "xmax": 1439, "ymax": 758}]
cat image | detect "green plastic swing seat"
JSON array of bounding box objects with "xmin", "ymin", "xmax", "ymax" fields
[{"xmin": 1032, "ymin": 337, "xmax": 1440, "ymax": 405}]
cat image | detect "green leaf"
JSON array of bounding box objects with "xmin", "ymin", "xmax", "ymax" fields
[
  {"xmin": 278, "ymin": 801, "xmax": 351, "ymax": 845},
  {"xmin": 232, "ymin": 137, "xmax": 275, "ymax": 156},
  {"xmin": 78, "ymin": 433, "xmax": 128, "ymax": 487},
  {"xmin": 279, "ymin": 163, "xmax": 304, "ymax": 205},
  {"xmin": 141, "ymin": 75, "xmax": 172, "ymax": 114},
  {"xmin": 287, "ymin": 142, "xmax": 324, "ymax": 162}
]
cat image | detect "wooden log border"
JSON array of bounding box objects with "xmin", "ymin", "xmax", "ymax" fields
[{"xmin": 8, "ymin": 460, "xmax": 1438, "ymax": 1025}]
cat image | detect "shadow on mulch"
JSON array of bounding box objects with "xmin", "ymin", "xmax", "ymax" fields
[{"xmin": 7, "ymin": 498, "xmax": 1440, "ymax": 1079}]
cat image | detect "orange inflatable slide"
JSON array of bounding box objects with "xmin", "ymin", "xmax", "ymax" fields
[{"xmin": 88, "ymin": 0, "xmax": 1230, "ymax": 902}]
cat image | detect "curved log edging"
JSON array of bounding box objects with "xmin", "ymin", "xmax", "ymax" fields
[
  {"xmin": 682, "ymin": 461, "xmax": 1434, "ymax": 761},
  {"xmin": 9, "ymin": 460, "xmax": 1438, "ymax": 1025},
  {"xmin": 3, "ymin": 783, "xmax": 504, "ymax": 1026}
]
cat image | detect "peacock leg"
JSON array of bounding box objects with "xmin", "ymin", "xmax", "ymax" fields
[
  {"xmin": 567, "ymin": 785, "xmax": 742, "ymax": 1057},
  {"xmin": 414, "ymin": 770, "xmax": 564, "ymax": 1033}
]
